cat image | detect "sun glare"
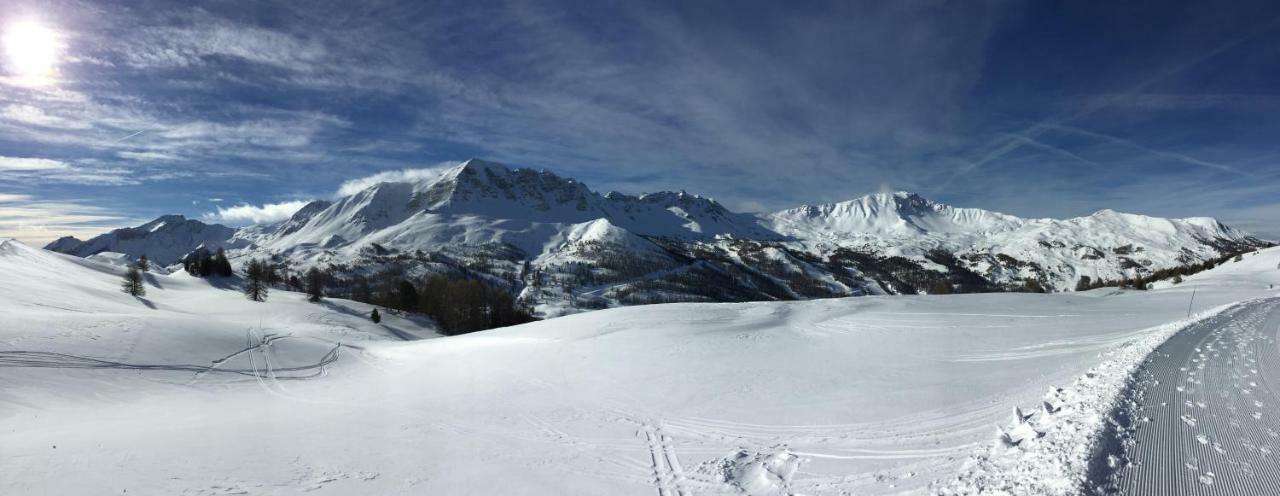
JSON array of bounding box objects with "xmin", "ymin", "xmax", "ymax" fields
[{"xmin": 3, "ymin": 21, "xmax": 61, "ymax": 84}]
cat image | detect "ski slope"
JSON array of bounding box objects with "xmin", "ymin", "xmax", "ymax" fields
[
  {"xmin": 1089, "ymin": 298, "xmax": 1280, "ymax": 494},
  {"xmin": 1, "ymin": 240, "xmax": 1279, "ymax": 495}
]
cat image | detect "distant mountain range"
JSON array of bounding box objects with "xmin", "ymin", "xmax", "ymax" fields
[{"xmin": 46, "ymin": 159, "xmax": 1272, "ymax": 315}]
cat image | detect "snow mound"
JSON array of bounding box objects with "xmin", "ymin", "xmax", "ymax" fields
[
  {"xmin": 721, "ymin": 447, "xmax": 801, "ymax": 495},
  {"xmin": 84, "ymin": 251, "xmax": 173, "ymax": 274}
]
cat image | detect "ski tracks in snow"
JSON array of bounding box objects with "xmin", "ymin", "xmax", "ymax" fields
[
  {"xmin": 640, "ymin": 423, "xmax": 691, "ymax": 496},
  {"xmin": 1090, "ymin": 298, "xmax": 1280, "ymax": 495}
]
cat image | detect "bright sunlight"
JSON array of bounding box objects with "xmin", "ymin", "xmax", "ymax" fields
[{"xmin": 3, "ymin": 20, "xmax": 61, "ymax": 84}]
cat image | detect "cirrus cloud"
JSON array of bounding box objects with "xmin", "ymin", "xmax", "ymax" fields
[{"xmin": 0, "ymin": 156, "xmax": 70, "ymax": 171}]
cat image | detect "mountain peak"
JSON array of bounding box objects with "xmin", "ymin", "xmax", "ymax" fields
[
  {"xmin": 451, "ymin": 158, "xmax": 512, "ymax": 176},
  {"xmin": 140, "ymin": 214, "xmax": 188, "ymax": 228},
  {"xmin": 768, "ymin": 190, "xmax": 1025, "ymax": 238},
  {"xmin": 44, "ymin": 235, "xmax": 84, "ymax": 252}
]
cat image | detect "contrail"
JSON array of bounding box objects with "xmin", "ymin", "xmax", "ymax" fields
[
  {"xmin": 951, "ymin": 13, "xmax": 1280, "ymax": 178},
  {"xmin": 1047, "ymin": 123, "xmax": 1253, "ymax": 177},
  {"xmin": 114, "ymin": 130, "xmax": 145, "ymax": 142}
]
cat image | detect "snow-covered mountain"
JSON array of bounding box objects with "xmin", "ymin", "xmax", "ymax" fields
[
  {"xmin": 232, "ymin": 159, "xmax": 772, "ymax": 257},
  {"xmin": 46, "ymin": 159, "xmax": 1271, "ymax": 313},
  {"xmin": 44, "ymin": 215, "xmax": 240, "ymax": 266},
  {"xmin": 768, "ymin": 191, "xmax": 1026, "ymax": 239},
  {"xmin": 764, "ymin": 191, "xmax": 1265, "ymax": 291}
]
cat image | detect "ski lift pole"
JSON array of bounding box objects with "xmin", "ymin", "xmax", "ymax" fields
[{"xmin": 1186, "ymin": 288, "xmax": 1196, "ymax": 320}]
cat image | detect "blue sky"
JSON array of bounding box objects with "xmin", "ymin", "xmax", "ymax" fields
[{"xmin": 1, "ymin": 0, "xmax": 1279, "ymax": 245}]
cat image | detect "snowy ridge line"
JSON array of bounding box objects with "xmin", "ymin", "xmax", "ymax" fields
[{"xmin": 939, "ymin": 298, "xmax": 1260, "ymax": 495}]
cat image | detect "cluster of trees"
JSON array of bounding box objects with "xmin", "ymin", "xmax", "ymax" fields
[
  {"xmin": 1075, "ymin": 250, "xmax": 1255, "ymax": 291},
  {"xmin": 343, "ymin": 272, "xmax": 535, "ymax": 335},
  {"xmin": 177, "ymin": 247, "xmax": 330, "ymax": 304},
  {"xmin": 182, "ymin": 247, "xmax": 233, "ymax": 277},
  {"xmin": 242, "ymin": 260, "xmax": 325, "ymax": 303},
  {"xmin": 418, "ymin": 275, "xmax": 535, "ymax": 334}
]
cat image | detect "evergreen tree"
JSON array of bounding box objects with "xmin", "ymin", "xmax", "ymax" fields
[
  {"xmin": 1023, "ymin": 278, "xmax": 1046, "ymax": 293},
  {"xmin": 183, "ymin": 247, "xmax": 214, "ymax": 277},
  {"xmin": 243, "ymin": 259, "xmax": 269, "ymax": 302},
  {"xmin": 1074, "ymin": 276, "xmax": 1092, "ymax": 292},
  {"xmin": 305, "ymin": 267, "xmax": 325, "ymax": 303},
  {"xmin": 352, "ymin": 277, "xmax": 372, "ymax": 303},
  {"xmin": 121, "ymin": 266, "xmax": 145, "ymax": 297},
  {"xmin": 397, "ymin": 280, "xmax": 419, "ymax": 311},
  {"xmin": 370, "ymin": 308, "xmax": 381, "ymax": 323},
  {"xmin": 136, "ymin": 254, "xmax": 150, "ymax": 272},
  {"xmin": 213, "ymin": 248, "xmax": 233, "ymax": 277}
]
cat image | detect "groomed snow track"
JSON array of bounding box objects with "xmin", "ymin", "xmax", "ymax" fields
[{"xmin": 1089, "ymin": 298, "xmax": 1280, "ymax": 495}]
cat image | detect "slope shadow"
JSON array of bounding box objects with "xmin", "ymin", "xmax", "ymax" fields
[
  {"xmin": 134, "ymin": 296, "xmax": 157, "ymax": 309},
  {"xmin": 203, "ymin": 275, "xmax": 243, "ymax": 291},
  {"xmin": 1082, "ymin": 392, "xmax": 1135, "ymax": 494},
  {"xmin": 316, "ymin": 299, "xmax": 420, "ymax": 341}
]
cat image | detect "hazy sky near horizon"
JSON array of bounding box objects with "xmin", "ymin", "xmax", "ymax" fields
[{"xmin": 1, "ymin": 0, "xmax": 1279, "ymax": 245}]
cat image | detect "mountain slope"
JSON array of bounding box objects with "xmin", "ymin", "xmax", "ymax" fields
[
  {"xmin": 237, "ymin": 159, "xmax": 773, "ymax": 256},
  {"xmin": 43, "ymin": 215, "xmax": 239, "ymax": 266},
  {"xmin": 768, "ymin": 191, "xmax": 1026, "ymax": 239},
  {"xmin": 45, "ymin": 159, "xmax": 1272, "ymax": 314}
]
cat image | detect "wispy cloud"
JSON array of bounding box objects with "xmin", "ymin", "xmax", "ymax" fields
[
  {"xmin": 1, "ymin": 104, "xmax": 92, "ymax": 129},
  {"xmin": 1, "ymin": 0, "xmax": 1278, "ymax": 241},
  {"xmin": 0, "ymin": 194, "xmax": 129, "ymax": 246},
  {"xmin": 335, "ymin": 161, "xmax": 460, "ymax": 196},
  {"xmin": 204, "ymin": 200, "xmax": 311, "ymax": 224},
  {"xmin": 117, "ymin": 150, "xmax": 179, "ymax": 161},
  {"xmin": 0, "ymin": 156, "xmax": 69, "ymax": 171}
]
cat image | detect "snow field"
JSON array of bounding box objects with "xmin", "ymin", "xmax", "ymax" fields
[{"xmin": 2, "ymin": 242, "xmax": 1279, "ymax": 494}]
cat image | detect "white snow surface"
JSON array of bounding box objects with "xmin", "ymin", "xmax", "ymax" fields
[{"xmin": 3, "ymin": 240, "xmax": 1280, "ymax": 495}]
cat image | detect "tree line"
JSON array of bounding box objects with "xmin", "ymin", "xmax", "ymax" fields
[
  {"xmin": 176, "ymin": 247, "xmax": 534, "ymax": 333},
  {"xmin": 342, "ymin": 272, "xmax": 536, "ymax": 335},
  {"xmin": 1075, "ymin": 250, "xmax": 1254, "ymax": 291}
]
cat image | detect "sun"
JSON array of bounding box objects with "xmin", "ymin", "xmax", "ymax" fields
[{"xmin": 3, "ymin": 21, "xmax": 61, "ymax": 84}]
